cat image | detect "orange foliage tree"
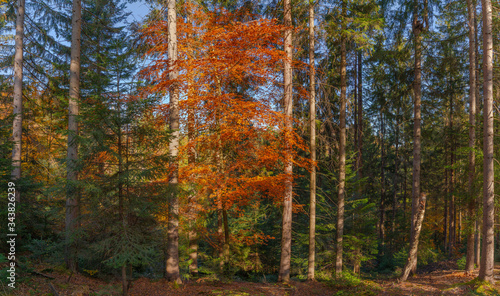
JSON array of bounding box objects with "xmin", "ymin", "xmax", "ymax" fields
[{"xmin": 141, "ymin": 2, "xmax": 310, "ymax": 267}]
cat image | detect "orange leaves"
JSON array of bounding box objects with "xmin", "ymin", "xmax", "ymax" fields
[{"xmin": 141, "ymin": 2, "xmax": 311, "ymax": 246}]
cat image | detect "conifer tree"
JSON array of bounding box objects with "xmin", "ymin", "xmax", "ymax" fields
[{"xmin": 66, "ymin": 0, "xmax": 82, "ymax": 272}]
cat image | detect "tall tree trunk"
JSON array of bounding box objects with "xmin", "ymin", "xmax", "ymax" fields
[
  {"xmin": 188, "ymin": 105, "xmax": 198, "ymax": 276},
  {"xmin": 379, "ymin": 112, "xmax": 385, "ymax": 255},
  {"xmin": 465, "ymin": 11, "xmax": 476, "ymax": 265},
  {"xmin": 448, "ymin": 92, "xmax": 455, "ymax": 257},
  {"xmin": 278, "ymin": 0, "xmax": 293, "ymax": 282},
  {"xmin": 166, "ymin": 0, "xmax": 181, "ymax": 283},
  {"xmin": 479, "ymin": 0, "xmax": 495, "ymax": 283},
  {"xmin": 335, "ymin": 1, "xmax": 347, "ymax": 276},
  {"xmin": 357, "ymin": 51, "xmax": 363, "ymax": 178},
  {"xmin": 11, "ymin": 0, "xmax": 24, "ymax": 203},
  {"xmin": 474, "ymin": 4, "xmax": 481, "ymax": 268},
  {"xmin": 307, "ymin": 0, "xmax": 316, "ymax": 281},
  {"xmin": 410, "ymin": 10, "xmax": 423, "ymax": 275},
  {"xmin": 392, "ymin": 108, "xmax": 400, "ymax": 246},
  {"xmin": 186, "ymin": 9, "xmax": 198, "ymax": 277},
  {"xmin": 400, "ymin": 193, "xmax": 427, "ymax": 282},
  {"xmin": 65, "ymin": 0, "xmax": 81, "ymax": 272}
]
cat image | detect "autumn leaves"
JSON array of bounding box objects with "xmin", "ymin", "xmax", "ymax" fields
[{"xmin": 140, "ymin": 2, "xmax": 310, "ymax": 279}]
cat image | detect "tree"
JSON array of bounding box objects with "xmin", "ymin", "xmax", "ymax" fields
[
  {"xmin": 165, "ymin": 0, "xmax": 182, "ymax": 284},
  {"xmin": 279, "ymin": 0, "xmax": 294, "ymax": 283},
  {"xmin": 409, "ymin": 0, "xmax": 427, "ymax": 274},
  {"xmin": 11, "ymin": 0, "xmax": 25, "ymax": 203},
  {"xmin": 66, "ymin": 0, "xmax": 82, "ymax": 272},
  {"xmin": 141, "ymin": 2, "xmax": 309, "ymax": 280},
  {"xmin": 465, "ymin": 0, "xmax": 477, "ymax": 274},
  {"xmin": 307, "ymin": 0, "xmax": 317, "ymax": 281},
  {"xmin": 478, "ymin": 0, "xmax": 495, "ymax": 284},
  {"xmin": 335, "ymin": 0, "xmax": 347, "ymax": 277}
]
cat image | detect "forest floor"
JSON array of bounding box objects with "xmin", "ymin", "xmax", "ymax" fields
[{"xmin": 2, "ymin": 261, "xmax": 499, "ymax": 296}]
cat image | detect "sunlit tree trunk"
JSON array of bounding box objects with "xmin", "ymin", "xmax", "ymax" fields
[
  {"xmin": 410, "ymin": 6, "xmax": 423, "ymax": 274},
  {"xmin": 166, "ymin": 0, "xmax": 181, "ymax": 284},
  {"xmin": 465, "ymin": 0, "xmax": 476, "ymax": 274},
  {"xmin": 11, "ymin": 0, "xmax": 24, "ymax": 203},
  {"xmin": 400, "ymin": 194, "xmax": 426, "ymax": 282},
  {"xmin": 278, "ymin": 0, "xmax": 293, "ymax": 282},
  {"xmin": 307, "ymin": 0, "xmax": 316, "ymax": 281},
  {"xmin": 479, "ymin": 0, "xmax": 495, "ymax": 284},
  {"xmin": 335, "ymin": 0, "xmax": 347, "ymax": 276},
  {"xmin": 66, "ymin": 0, "xmax": 81, "ymax": 272}
]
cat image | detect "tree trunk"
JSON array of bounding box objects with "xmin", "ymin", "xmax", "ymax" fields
[
  {"xmin": 223, "ymin": 208, "xmax": 230, "ymax": 272},
  {"xmin": 410, "ymin": 10, "xmax": 423, "ymax": 275},
  {"xmin": 392, "ymin": 108, "xmax": 400, "ymax": 246},
  {"xmin": 400, "ymin": 193, "xmax": 427, "ymax": 282},
  {"xmin": 65, "ymin": 0, "xmax": 81, "ymax": 273},
  {"xmin": 357, "ymin": 51, "xmax": 363, "ymax": 178},
  {"xmin": 186, "ymin": 10, "xmax": 198, "ymax": 278},
  {"xmin": 335, "ymin": 1, "xmax": 347, "ymax": 276},
  {"xmin": 218, "ymin": 207, "xmax": 224, "ymax": 271},
  {"xmin": 448, "ymin": 92, "xmax": 455, "ymax": 257},
  {"xmin": 307, "ymin": 0, "xmax": 316, "ymax": 281},
  {"xmin": 165, "ymin": 0, "xmax": 181, "ymax": 284},
  {"xmin": 11, "ymin": 0, "xmax": 24, "ymax": 203},
  {"xmin": 278, "ymin": 0, "xmax": 293, "ymax": 283},
  {"xmin": 379, "ymin": 112, "xmax": 385, "ymax": 255},
  {"xmin": 478, "ymin": 0, "xmax": 495, "ymax": 284},
  {"xmin": 474, "ymin": 4, "xmax": 481, "ymax": 269}
]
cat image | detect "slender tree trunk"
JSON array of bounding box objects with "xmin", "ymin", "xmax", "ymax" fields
[
  {"xmin": 474, "ymin": 4, "xmax": 481, "ymax": 269},
  {"xmin": 335, "ymin": 2, "xmax": 347, "ymax": 276},
  {"xmin": 186, "ymin": 9, "xmax": 198, "ymax": 277},
  {"xmin": 65, "ymin": 0, "xmax": 82, "ymax": 272},
  {"xmin": 400, "ymin": 193, "xmax": 427, "ymax": 282},
  {"xmin": 479, "ymin": 0, "xmax": 495, "ymax": 283},
  {"xmin": 307, "ymin": 0, "xmax": 316, "ymax": 281},
  {"xmin": 448, "ymin": 93, "xmax": 455, "ymax": 257},
  {"xmin": 379, "ymin": 112, "xmax": 385, "ymax": 255},
  {"xmin": 223, "ymin": 208, "xmax": 230, "ymax": 271},
  {"xmin": 357, "ymin": 51, "xmax": 363, "ymax": 178},
  {"xmin": 392, "ymin": 109, "xmax": 400, "ymax": 245},
  {"xmin": 218, "ymin": 206, "xmax": 224, "ymax": 271},
  {"xmin": 278, "ymin": 0, "xmax": 293, "ymax": 282},
  {"xmin": 410, "ymin": 11, "xmax": 423, "ymax": 275},
  {"xmin": 11, "ymin": 0, "xmax": 24, "ymax": 203},
  {"xmin": 166, "ymin": 0, "xmax": 181, "ymax": 283},
  {"xmin": 188, "ymin": 106, "xmax": 198, "ymax": 276}
]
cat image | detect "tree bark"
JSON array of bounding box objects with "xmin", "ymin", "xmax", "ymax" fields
[
  {"xmin": 479, "ymin": 0, "xmax": 495, "ymax": 284},
  {"xmin": 165, "ymin": 0, "xmax": 181, "ymax": 284},
  {"xmin": 307, "ymin": 0, "xmax": 316, "ymax": 281},
  {"xmin": 335, "ymin": 1, "xmax": 347, "ymax": 276},
  {"xmin": 379, "ymin": 112, "xmax": 385, "ymax": 255},
  {"xmin": 278, "ymin": 0, "xmax": 293, "ymax": 282},
  {"xmin": 400, "ymin": 193, "xmax": 427, "ymax": 282},
  {"xmin": 465, "ymin": 7, "xmax": 476, "ymax": 265},
  {"xmin": 65, "ymin": 0, "xmax": 81, "ymax": 272},
  {"xmin": 11, "ymin": 0, "xmax": 24, "ymax": 203},
  {"xmin": 357, "ymin": 51, "xmax": 363, "ymax": 178},
  {"xmin": 410, "ymin": 10, "xmax": 423, "ymax": 275}
]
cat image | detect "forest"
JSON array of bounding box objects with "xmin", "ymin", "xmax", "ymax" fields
[{"xmin": 0, "ymin": 0, "xmax": 499, "ymax": 294}]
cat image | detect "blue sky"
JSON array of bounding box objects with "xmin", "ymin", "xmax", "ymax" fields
[{"xmin": 126, "ymin": 1, "xmax": 151, "ymax": 24}]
